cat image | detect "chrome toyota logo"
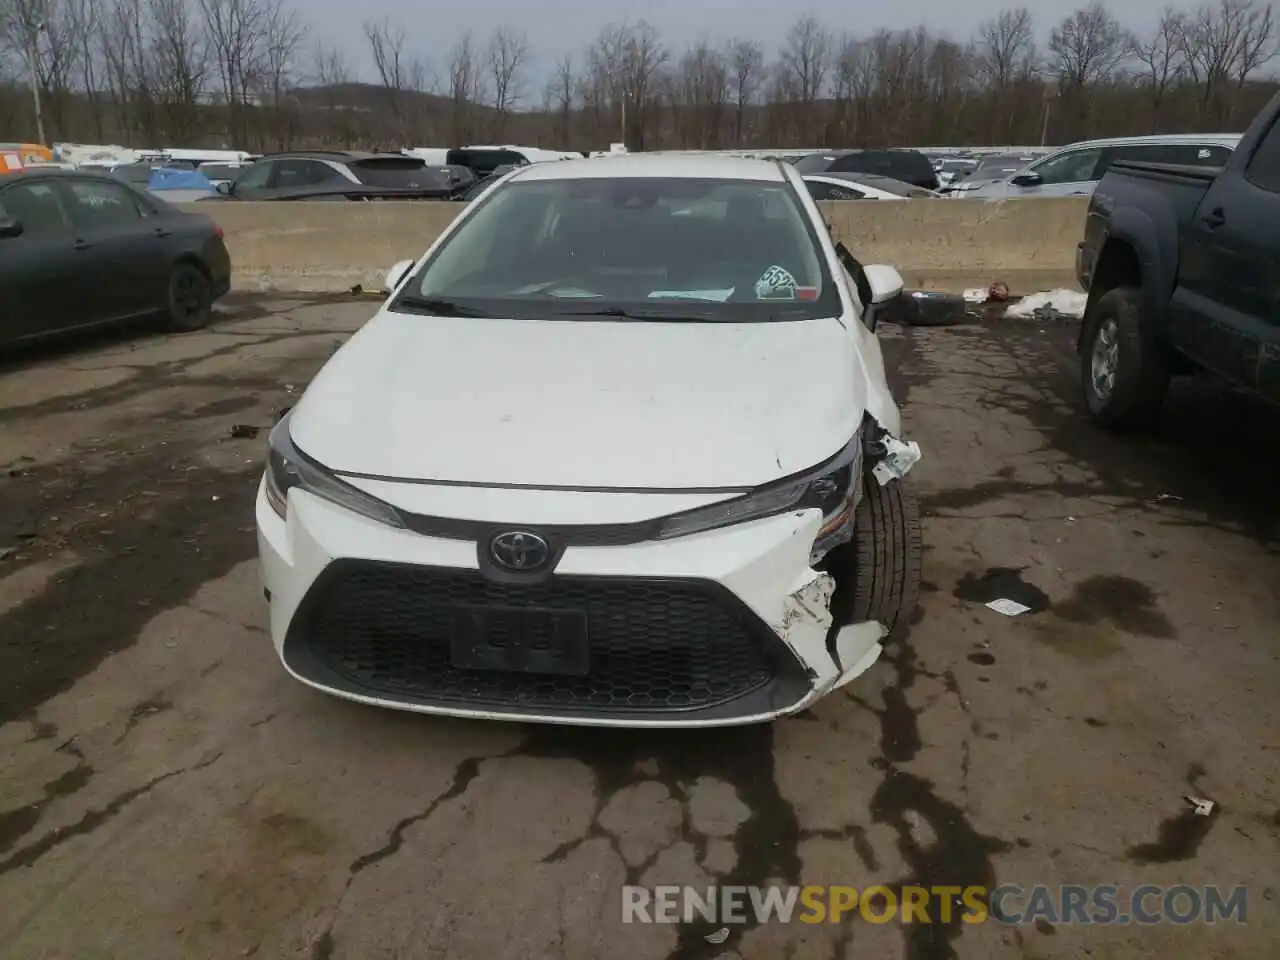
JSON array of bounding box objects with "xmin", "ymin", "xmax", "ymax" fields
[{"xmin": 489, "ymin": 531, "xmax": 551, "ymax": 571}]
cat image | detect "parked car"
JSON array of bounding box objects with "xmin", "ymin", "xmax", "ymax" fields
[
  {"xmin": 941, "ymin": 153, "xmax": 1039, "ymax": 194},
  {"xmin": 802, "ymin": 174, "xmax": 911, "ymax": 201},
  {"xmin": 1076, "ymin": 93, "xmax": 1280, "ymax": 425},
  {"xmin": 196, "ymin": 161, "xmax": 247, "ymax": 188},
  {"xmin": 257, "ymin": 155, "xmax": 923, "ymax": 727},
  {"xmin": 803, "ymin": 171, "xmax": 941, "ymax": 199},
  {"xmin": 456, "ymin": 165, "xmax": 523, "ymax": 202},
  {"xmin": 955, "ymin": 135, "xmax": 1240, "ymax": 199},
  {"xmin": 0, "ymin": 168, "xmax": 230, "ymax": 346},
  {"xmin": 210, "ymin": 151, "xmax": 456, "ymax": 201},
  {"xmin": 792, "ymin": 149, "xmax": 941, "ymax": 191}
]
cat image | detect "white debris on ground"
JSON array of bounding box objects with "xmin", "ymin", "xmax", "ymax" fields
[{"xmin": 1004, "ymin": 289, "xmax": 1088, "ymax": 319}]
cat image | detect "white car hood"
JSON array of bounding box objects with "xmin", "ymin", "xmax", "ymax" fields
[{"xmin": 289, "ymin": 310, "xmax": 872, "ymax": 490}]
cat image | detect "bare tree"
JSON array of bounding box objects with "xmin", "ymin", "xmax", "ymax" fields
[
  {"xmin": 258, "ymin": 0, "xmax": 303, "ymax": 147},
  {"xmin": 198, "ymin": 0, "xmax": 267, "ymax": 147},
  {"xmin": 448, "ymin": 31, "xmax": 482, "ymax": 144},
  {"xmin": 727, "ymin": 38, "xmax": 763, "ymax": 146},
  {"xmin": 486, "ymin": 26, "xmax": 529, "ymax": 137},
  {"xmin": 776, "ymin": 15, "xmax": 830, "ymax": 141},
  {"xmin": 545, "ymin": 52, "xmax": 574, "ymax": 146},
  {"xmin": 973, "ymin": 7, "xmax": 1036, "ymax": 88},
  {"xmin": 150, "ymin": 0, "xmax": 209, "ymax": 141},
  {"xmin": 1180, "ymin": 0, "xmax": 1276, "ymax": 111},
  {"xmin": 65, "ymin": 0, "xmax": 104, "ymax": 139},
  {"xmin": 1131, "ymin": 8, "xmax": 1187, "ymax": 110},
  {"xmin": 363, "ymin": 17, "xmax": 409, "ymax": 133},
  {"xmin": 312, "ymin": 42, "xmax": 354, "ymax": 146},
  {"xmin": 617, "ymin": 21, "xmax": 667, "ymax": 149},
  {"xmin": 673, "ymin": 38, "xmax": 727, "ymax": 148},
  {"xmin": 1049, "ymin": 2, "xmax": 1132, "ymax": 88}
]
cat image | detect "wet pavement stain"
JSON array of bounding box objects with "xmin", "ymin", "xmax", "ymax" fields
[
  {"xmin": 0, "ymin": 750, "xmax": 222, "ymax": 876},
  {"xmin": 1083, "ymin": 717, "xmax": 1108, "ymax": 728},
  {"xmin": 511, "ymin": 724, "xmax": 802, "ymax": 960},
  {"xmin": 189, "ymin": 395, "xmax": 260, "ymax": 418},
  {"xmin": 0, "ymin": 751, "xmax": 93, "ymax": 854},
  {"xmin": 871, "ymin": 770, "xmax": 1013, "ymax": 960},
  {"xmin": 0, "ymin": 453, "xmax": 262, "ymax": 725},
  {"xmin": 1127, "ymin": 808, "xmax": 1218, "ymax": 864},
  {"xmin": 952, "ymin": 567, "xmax": 1050, "ymax": 614},
  {"xmin": 1054, "ymin": 575, "xmax": 1176, "ymax": 639},
  {"xmin": 966, "ymin": 652, "xmax": 995, "ymax": 666}
]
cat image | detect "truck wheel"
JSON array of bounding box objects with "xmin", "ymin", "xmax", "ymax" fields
[
  {"xmin": 846, "ymin": 476, "xmax": 922, "ymax": 638},
  {"xmin": 1079, "ymin": 286, "xmax": 1170, "ymax": 428}
]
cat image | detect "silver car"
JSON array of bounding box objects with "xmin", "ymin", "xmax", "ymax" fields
[{"xmin": 953, "ymin": 135, "xmax": 1240, "ymax": 199}]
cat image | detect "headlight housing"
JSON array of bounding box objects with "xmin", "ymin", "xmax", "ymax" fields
[
  {"xmin": 655, "ymin": 431, "xmax": 862, "ymax": 561},
  {"xmin": 263, "ymin": 417, "xmax": 404, "ymax": 528}
]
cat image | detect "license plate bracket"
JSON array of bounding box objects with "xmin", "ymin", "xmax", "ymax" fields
[{"xmin": 450, "ymin": 605, "xmax": 589, "ymax": 676}]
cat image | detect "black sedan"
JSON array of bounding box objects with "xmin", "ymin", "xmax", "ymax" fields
[{"xmin": 0, "ymin": 168, "xmax": 231, "ymax": 347}]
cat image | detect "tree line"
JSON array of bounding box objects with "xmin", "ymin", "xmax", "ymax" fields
[{"xmin": 0, "ymin": 0, "xmax": 1277, "ymax": 153}]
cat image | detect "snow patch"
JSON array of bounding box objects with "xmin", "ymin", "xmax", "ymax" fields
[{"xmin": 1005, "ymin": 289, "xmax": 1088, "ymax": 319}]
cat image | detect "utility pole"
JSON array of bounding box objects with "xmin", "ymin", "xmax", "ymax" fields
[{"xmin": 25, "ymin": 14, "xmax": 47, "ymax": 145}]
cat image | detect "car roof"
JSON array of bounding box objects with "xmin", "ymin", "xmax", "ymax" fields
[
  {"xmin": 254, "ymin": 151, "xmax": 412, "ymax": 163},
  {"xmin": 509, "ymin": 154, "xmax": 788, "ymax": 183},
  {"xmin": 1, "ymin": 167, "xmax": 119, "ymax": 181},
  {"xmin": 803, "ymin": 174, "xmax": 902, "ymax": 197},
  {"xmin": 1049, "ymin": 133, "xmax": 1242, "ymax": 152}
]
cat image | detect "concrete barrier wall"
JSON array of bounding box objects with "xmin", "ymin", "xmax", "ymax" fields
[{"xmin": 182, "ymin": 197, "xmax": 1088, "ymax": 295}]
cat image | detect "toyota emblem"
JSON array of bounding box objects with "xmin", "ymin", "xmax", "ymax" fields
[{"xmin": 489, "ymin": 531, "xmax": 551, "ymax": 571}]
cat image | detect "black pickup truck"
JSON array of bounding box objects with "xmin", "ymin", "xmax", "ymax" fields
[{"xmin": 1076, "ymin": 93, "xmax": 1280, "ymax": 426}]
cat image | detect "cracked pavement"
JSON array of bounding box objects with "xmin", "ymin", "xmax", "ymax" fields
[{"xmin": 0, "ymin": 297, "xmax": 1277, "ymax": 959}]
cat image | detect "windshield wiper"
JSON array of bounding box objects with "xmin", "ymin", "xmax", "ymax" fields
[
  {"xmin": 394, "ymin": 296, "xmax": 495, "ymax": 318},
  {"xmin": 539, "ymin": 306, "xmax": 726, "ymax": 322}
]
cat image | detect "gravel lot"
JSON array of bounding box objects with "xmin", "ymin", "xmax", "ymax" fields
[{"xmin": 1, "ymin": 295, "xmax": 1277, "ymax": 960}]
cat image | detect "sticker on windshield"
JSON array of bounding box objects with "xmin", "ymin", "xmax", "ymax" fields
[{"xmin": 755, "ymin": 265, "xmax": 797, "ymax": 301}]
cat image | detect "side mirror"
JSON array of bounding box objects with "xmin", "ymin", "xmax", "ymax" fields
[
  {"xmin": 863, "ymin": 264, "xmax": 905, "ymax": 304},
  {"xmin": 0, "ymin": 217, "xmax": 21, "ymax": 238},
  {"xmin": 1010, "ymin": 172, "xmax": 1042, "ymax": 187},
  {"xmin": 383, "ymin": 259, "xmax": 415, "ymax": 293},
  {"xmin": 215, "ymin": 181, "xmax": 232, "ymax": 195}
]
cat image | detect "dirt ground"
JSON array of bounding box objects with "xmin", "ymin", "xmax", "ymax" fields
[{"xmin": 0, "ymin": 295, "xmax": 1277, "ymax": 960}]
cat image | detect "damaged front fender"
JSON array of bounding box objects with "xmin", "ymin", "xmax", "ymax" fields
[{"xmin": 773, "ymin": 568, "xmax": 886, "ymax": 694}]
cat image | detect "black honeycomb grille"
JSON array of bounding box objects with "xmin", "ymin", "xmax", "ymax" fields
[{"xmin": 289, "ymin": 562, "xmax": 784, "ymax": 713}]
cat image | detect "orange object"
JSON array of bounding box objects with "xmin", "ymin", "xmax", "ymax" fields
[{"xmin": 0, "ymin": 143, "xmax": 55, "ymax": 174}]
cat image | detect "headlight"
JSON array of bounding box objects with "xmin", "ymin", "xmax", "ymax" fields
[
  {"xmin": 655, "ymin": 432, "xmax": 862, "ymax": 560},
  {"xmin": 263, "ymin": 417, "xmax": 404, "ymax": 528}
]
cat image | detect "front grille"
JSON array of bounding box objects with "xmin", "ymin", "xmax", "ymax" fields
[{"xmin": 285, "ymin": 561, "xmax": 807, "ymax": 718}]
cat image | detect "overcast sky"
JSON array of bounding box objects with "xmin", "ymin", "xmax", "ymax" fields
[{"xmin": 306, "ymin": 0, "xmax": 1174, "ymax": 87}]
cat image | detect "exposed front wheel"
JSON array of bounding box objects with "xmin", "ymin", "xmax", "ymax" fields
[
  {"xmin": 166, "ymin": 262, "xmax": 213, "ymax": 332},
  {"xmin": 844, "ymin": 476, "xmax": 922, "ymax": 638},
  {"xmin": 1079, "ymin": 286, "xmax": 1170, "ymax": 428}
]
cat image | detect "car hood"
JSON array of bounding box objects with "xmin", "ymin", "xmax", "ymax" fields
[{"xmin": 289, "ymin": 310, "xmax": 869, "ymax": 490}]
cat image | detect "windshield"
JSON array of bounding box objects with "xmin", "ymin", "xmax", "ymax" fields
[
  {"xmin": 396, "ymin": 176, "xmax": 839, "ymax": 321},
  {"xmin": 974, "ymin": 156, "xmax": 1032, "ymax": 178}
]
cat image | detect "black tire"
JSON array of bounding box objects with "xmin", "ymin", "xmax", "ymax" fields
[
  {"xmin": 846, "ymin": 475, "xmax": 922, "ymax": 638},
  {"xmin": 1079, "ymin": 286, "xmax": 1170, "ymax": 428},
  {"xmin": 166, "ymin": 262, "xmax": 213, "ymax": 332}
]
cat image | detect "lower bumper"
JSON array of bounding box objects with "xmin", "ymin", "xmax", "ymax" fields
[{"xmin": 257, "ymin": 481, "xmax": 886, "ymax": 728}]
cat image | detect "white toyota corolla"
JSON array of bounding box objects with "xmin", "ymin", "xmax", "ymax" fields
[{"xmin": 257, "ymin": 155, "xmax": 922, "ymax": 727}]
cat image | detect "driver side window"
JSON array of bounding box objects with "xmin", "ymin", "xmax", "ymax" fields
[
  {"xmin": 233, "ymin": 161, "xmax": 274, "ymax": 191},
  {"xmin": 1029, "ymin": 148, "xmax": 1103, "ymax": 185}
]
